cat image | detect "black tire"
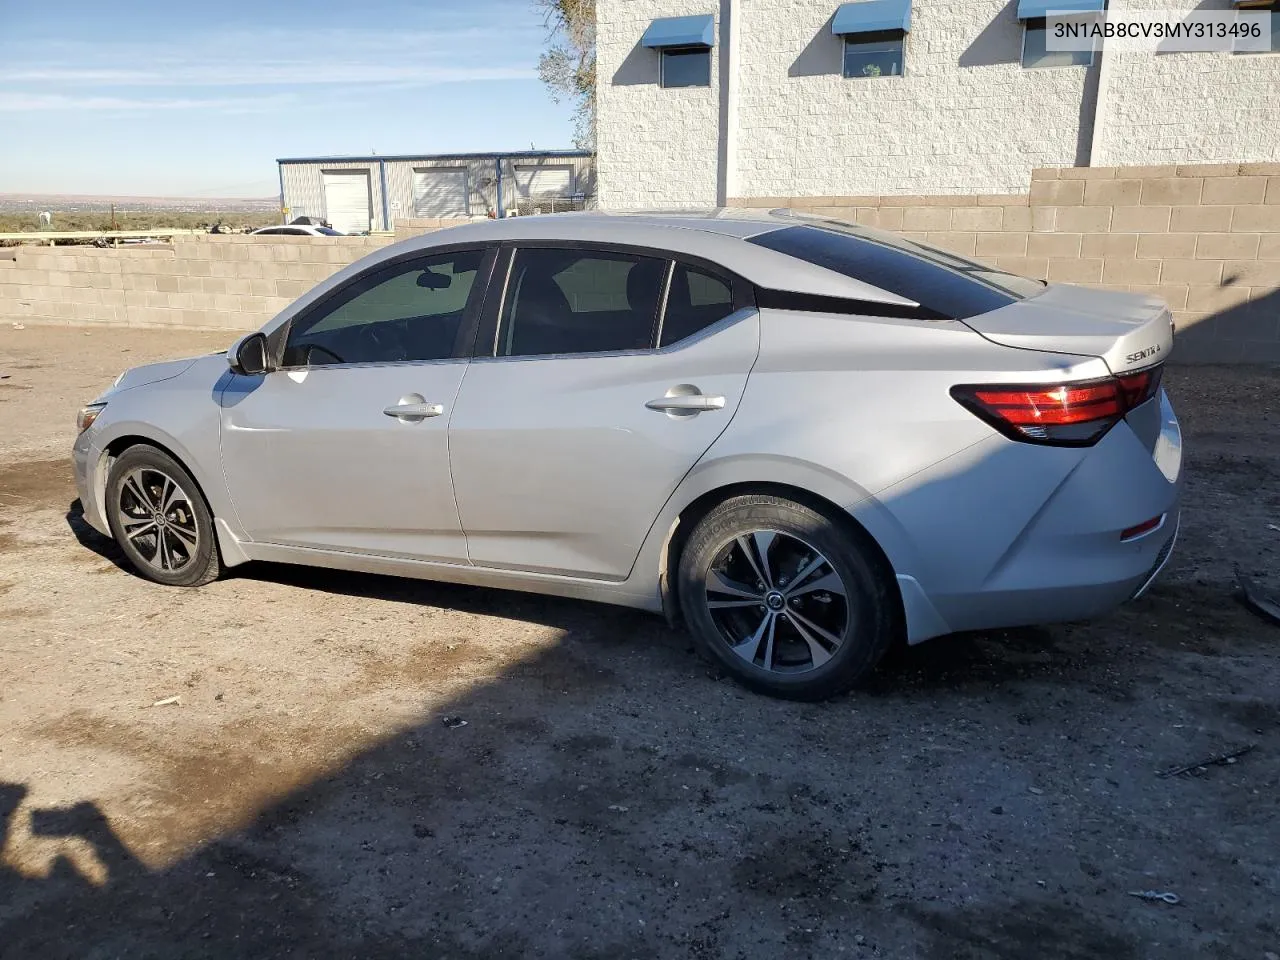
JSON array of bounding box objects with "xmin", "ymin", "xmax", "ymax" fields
[
  {"xmin": 677, "ymin": 494, "xmax": 895, "ymax": 701},
  {"xmin": 105, "ymin": 444, "xmax": 221, "ymax": 587}
]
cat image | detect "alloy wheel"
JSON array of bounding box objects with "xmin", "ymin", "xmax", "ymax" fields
[
  {"xmin": 703, "ymin": 530, "xmax": 851, "ymax": 674},
  {"xmin": 116, "ymin": 467, "xmax": 201, "ymax": 573}
]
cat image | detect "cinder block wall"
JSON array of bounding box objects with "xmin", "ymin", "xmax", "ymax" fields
[
  {"xmin": 0, "ymin": 221, "xmax": 467, "ymax": 333},
  {"xmin": 733, "ymin": 163, "xmax": 1280, "ymax": 363}
]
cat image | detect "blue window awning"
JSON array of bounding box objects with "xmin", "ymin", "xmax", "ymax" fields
[
  {"xmin": 1016, "ymin": 0, "xmax": 1105, "ymax": 20},
  {"xmin": 831, "ymin": 0, "xmax": 911, "ymax": 36},
  {"xmin": 642, "ymin": 14, "xmax": 715, "ymax": 49}
]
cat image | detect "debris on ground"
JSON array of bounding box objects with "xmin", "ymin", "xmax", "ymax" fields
[
  {"xmin": 151, "ymin": 695, "xmax": 181, "ymax": 707},
  {"xmin": 1238, "ymin": 571, "xmax": 1280, "ymax": 626},
  {"xmin": 1158, "ymin": 744, "xmax": 1256, "ymax": 778},
  {"xmin": 1128, "ymin": 890, "xmax": 1181, "ymax": 904},
  {"xmin": 11, "ymin": 323, "xmax": 24, "ymax": 330},
  {"xmin": 440, "ymin": 715, "xmax": 467, "ymax": 729}
]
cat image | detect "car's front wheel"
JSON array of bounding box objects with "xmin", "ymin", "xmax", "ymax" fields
[
  {"xmin": 677, "ymin": 494, "xmax": 895, "ymax": 701},
  {"xmin": 105, "ymin": 444, "xmax": 220, "ymax": 587}
]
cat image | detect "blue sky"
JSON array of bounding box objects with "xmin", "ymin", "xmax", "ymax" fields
[{"xmin": 0, "ymin": 0, "xmax": 575, "ymax": 197}]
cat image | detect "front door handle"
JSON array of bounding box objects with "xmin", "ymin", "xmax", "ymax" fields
[
  {"xmin": 383, "ymin": 397, "xmax": 444, "ymax": 422},
  {"xmin": 645, "ymin": 394, "xmax": 726, "ymax": 413}
]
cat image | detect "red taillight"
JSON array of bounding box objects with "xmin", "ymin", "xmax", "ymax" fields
[
  {"xmin": 952, "ymin": 365, "xmax": 1163, "ymax": 447},
  {"xmin": 1115, "ymin": 367, "xmax": 1162, "ymax": 409}
]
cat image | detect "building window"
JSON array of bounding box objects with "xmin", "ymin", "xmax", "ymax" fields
[
  {"xmin": 642, "ymin": 14, "xmax": 715, "ymax": 87},
  {"xmin": 1234, "ymin": 2, "xmax": 1280, "ymax": 54},
  {"xmin": 661, "ymin": 48, "xmax": 711, "ymax": 87},
  {"xmin": 842, "ymin": 30, "xmax": 905, "ymax": 78},
  {"xmin": 1021, "ymin": 18, "xmax": 1094, "ymax": 68}
]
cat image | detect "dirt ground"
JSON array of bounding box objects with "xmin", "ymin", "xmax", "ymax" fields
[{"xmin": 0, "ymin": 324, "xmax": 1277, "ymax": 960}]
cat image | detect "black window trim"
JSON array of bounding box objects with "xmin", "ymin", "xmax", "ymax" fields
[
  {"xmin": 1021, "ymin": 16, "xmax": 1096, "ymax": 69},
  {"xmin": 841, "ymin": 29, "xmax": 907, "ymax": 80},
  {"xmin": 471, "ymin": 240, "xmax": 754, "ymax": 361},
  {"xmin": 272, "ymin": 242, "xmax": 498, "ymax": 370},
  {"xmin": 754, "ymin": 287, "xmax": 947, "ymax": 320},
  {"xmin": 659, "ymin": 46, "xmax": 712, "ymax": 88}
]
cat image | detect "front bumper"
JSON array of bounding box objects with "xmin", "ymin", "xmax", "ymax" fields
[{"xmin": 72, "ymin": 430, "xmax": 110, "ymax": 537}]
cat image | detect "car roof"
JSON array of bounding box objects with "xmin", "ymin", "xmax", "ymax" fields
[
  {"xmin": 448, "ymin": 208, "xmax": 793, "ymax": 240},
  {"xmin": 384, "ymin": 209, "xmax": 918, "ymax": 305}
]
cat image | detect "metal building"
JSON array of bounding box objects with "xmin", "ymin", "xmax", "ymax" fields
[{"xmin": 276, "ymin": 150, "xmax": 596, "ymax": 234}]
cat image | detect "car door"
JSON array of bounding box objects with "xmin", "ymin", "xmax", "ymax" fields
[
  {"xmin": 219, "ymin": 246, "xmax": 493, "ymax": 561},
  {"xmin": 448, "ymin": 244, "xmax": 760, "ymax": 580}
]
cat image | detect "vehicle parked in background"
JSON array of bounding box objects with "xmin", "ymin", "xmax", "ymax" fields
[
  {"xmin": 72, "ymin": 210, "xmax": 1182, "ymax": 700},
  {"xmin": 251, "ymin": 224, "xmax": 344, "ymax": 237}
]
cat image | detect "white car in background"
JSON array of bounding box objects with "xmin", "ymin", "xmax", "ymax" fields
[{"xmin": 250, "ymin": 224, "xmax": 345, "ymax": 237}]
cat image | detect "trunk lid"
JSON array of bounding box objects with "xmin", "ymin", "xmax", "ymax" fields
[{"xmin": 960, "ymin": 284, "xmax": 1174, "ymax": 375}]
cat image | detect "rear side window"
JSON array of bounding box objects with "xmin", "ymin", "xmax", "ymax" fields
[
  {"xmin": 499, "ymin": 248, "xmax": 666, "ymax": 357},
  {"xmin": 660, "ymin": 264, "xmax": 736, "ymax": 347},
  {"xmin": 749, "ymin": 224, "xmax": 1042, "ymax": 320}
]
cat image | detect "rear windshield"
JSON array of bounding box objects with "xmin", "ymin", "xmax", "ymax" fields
[{"xmin": 749, "ymin": 219, "xmax": 1044, "ymax": 320}]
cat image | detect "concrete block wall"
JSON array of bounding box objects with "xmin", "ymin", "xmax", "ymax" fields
[
  {"xmin": 0, "ymin": 223, "xmax": 468, "ymax": 332},
  {"xmin": 732, "ymin": 163, "xmax": 1280, "ymax": 363}
]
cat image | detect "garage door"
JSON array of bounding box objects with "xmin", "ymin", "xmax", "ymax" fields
[
  {"xmin": 413, "ymin": 168, "xmax": 469, "ymax": 217},
  {"xmin": 322, "ymin": 171, "xmax": 373, "ymax": 234},
  {"xmin": 514, "ymin": 165, "xmax": 573, "ymax": 199}
]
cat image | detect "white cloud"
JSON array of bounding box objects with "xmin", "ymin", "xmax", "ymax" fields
[
  {"xmin": 0, "ymin": 92, "xmax": 295, "ymax": 113},
  {"xmin": 0, "ymin": 22, "xmax": 544, "ymax": 91},
  {"xmin": 0, "ymin": 63, "xmax": 537, "ymax": 86}
]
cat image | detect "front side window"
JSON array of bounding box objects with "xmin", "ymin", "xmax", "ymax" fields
[
  {"xmin": 498, "ymin": 248, "xmax": 668, "ymax": 357},
  {"xmin": 842, "ymin": 31, "xmax": 905, "ymax": 78},
  {"xmin": 283, "ymin": 249, "xmax": 484, "ymax": 366},
  {"xmin": 1022, "ymin": 18, "xmax": 1094, "ymax": 68},
  {"xmin": 660, "ymin": 264, "xmax": 736, "ymax": 347},
  {"xmin": 661, "ymin": 48, "xmax": 711, "ymax": 87}
]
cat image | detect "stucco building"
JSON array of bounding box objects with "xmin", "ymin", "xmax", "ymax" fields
[{"xmin": 596, "ymin": 0, "xmax": 1280, "ymax": 208}]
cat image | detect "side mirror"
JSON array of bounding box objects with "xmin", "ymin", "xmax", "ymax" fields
[{"xmin": 228, "ymin": 332, "xmax": 270, "ymax": 376}]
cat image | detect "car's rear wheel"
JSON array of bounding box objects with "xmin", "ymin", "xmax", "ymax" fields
[
  {"xmin": 677, "ymin": 494, "xmax": 895, "ymax": 701},
  {"xmin": 105, "ymin": 445, "xmax": 220, "ymax": 587}
]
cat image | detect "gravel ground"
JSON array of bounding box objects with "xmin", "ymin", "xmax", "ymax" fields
[{"xmin": 0, "ymin": 324, "xmax": 1278, "ymax": 960}]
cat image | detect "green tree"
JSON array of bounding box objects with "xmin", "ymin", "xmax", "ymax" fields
[{"xmin": 536, "ymin": 0, "xmax": 596, "ymax": 149}]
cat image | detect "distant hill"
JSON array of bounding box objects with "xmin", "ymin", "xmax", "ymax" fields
[{"xmin": 0, "ymin": 194, "xmax": 278, "ymax": 214}]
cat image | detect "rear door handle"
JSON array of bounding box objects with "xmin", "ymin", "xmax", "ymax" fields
[
  {"xmin": 645, "ymin": 394, "xmax": 726, "ymax": 413},
  {"xmin": 383, "ymin": 401, "xmax": 444, "ymax": 422}
]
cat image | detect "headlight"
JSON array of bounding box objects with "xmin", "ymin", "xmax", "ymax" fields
[{"xmin": 77, "ymin": 403, "xmax": 107, "ymax": 434}]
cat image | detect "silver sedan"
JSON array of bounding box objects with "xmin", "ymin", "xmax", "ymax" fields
[{"xmin": 73, "ymin": 210, "xmax": 1182, "ymax": 699}]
